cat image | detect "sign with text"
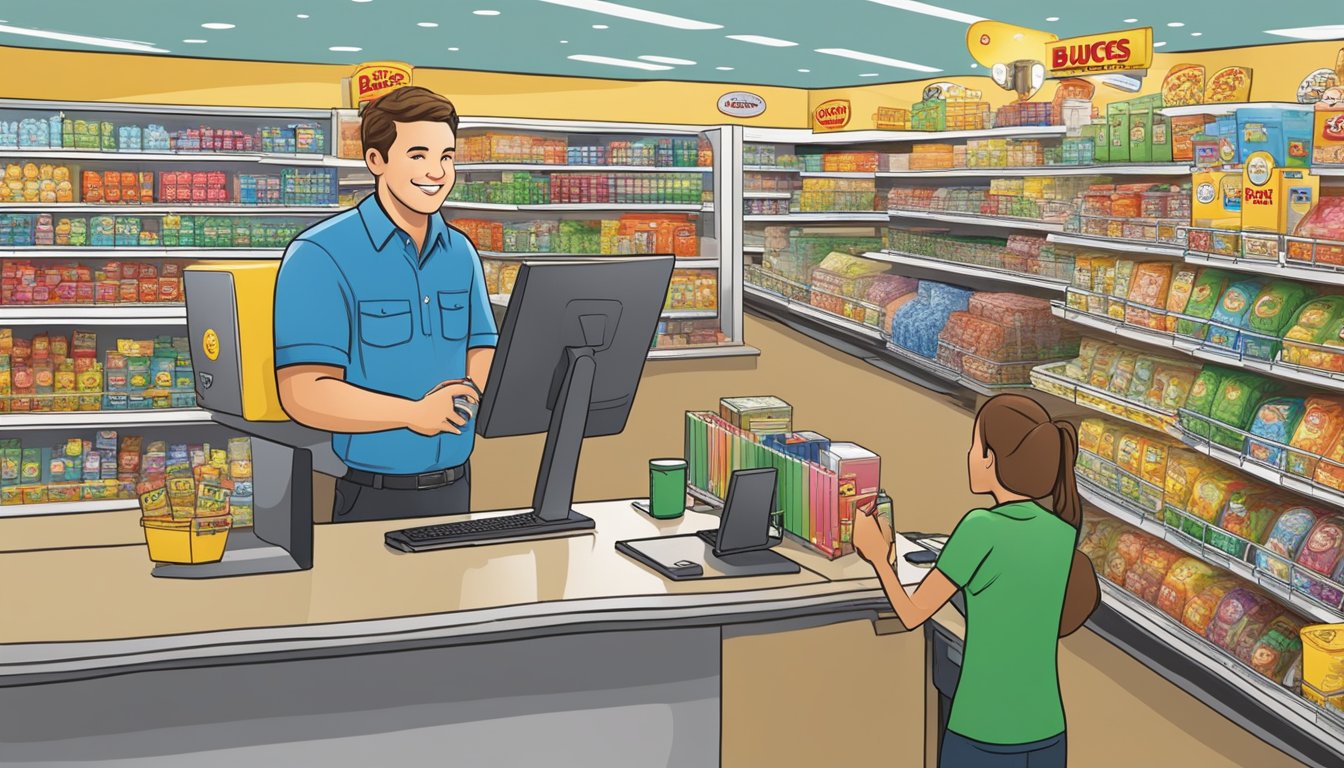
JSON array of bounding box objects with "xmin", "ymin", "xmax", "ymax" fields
[
  {"xmin": 718, "ymin": 91, "xmax": 767, "ymax": 118},
  {"xmin": 350, "ymin": 61, "xmax": 414, "ymax": 111},
  {"xmin": 813, "ymin": 99, "xmax": 852, "ymax": 131},
  {"xmin": 1046, "ymin": 28, "xmax": 1152, "ymax": 78}
]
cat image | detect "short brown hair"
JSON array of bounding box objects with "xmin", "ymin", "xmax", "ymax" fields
[{"xmin": 361, "ymin": 86, "xmax": 460, "ymax": 161}]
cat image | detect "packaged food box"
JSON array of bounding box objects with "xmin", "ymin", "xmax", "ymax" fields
[{"xmin": 1301, "ymin": 623, "xmax": 1344, "ymax": 712}]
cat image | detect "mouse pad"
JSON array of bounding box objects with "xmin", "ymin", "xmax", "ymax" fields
[{"xmin": 615, "ymin": 534, "xmax": 802, "ymax": 581}]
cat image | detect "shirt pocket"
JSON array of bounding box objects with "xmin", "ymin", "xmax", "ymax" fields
[
  {"xmin": 358, "ymin": 299, "xmax": 413, "ymax": 348},
  {"xmin": 437, "ymin": 290, "xmax": 469, "ymax": 341}
]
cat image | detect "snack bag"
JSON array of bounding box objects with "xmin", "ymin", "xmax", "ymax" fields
[
  {"xmin": 1256, "ymin": 506, "xmax": 1327, "ymax": 580},
  {"xmin": 1282, "ymin": 296, "xmax": 1344, "ymax": 371},
  {"xmin": 1287, "ymin": 397, "xmax": 1344, "ymax": 477},
  {"xmin": 1182, "ymin": 577, "xmax": 1241, "ymax": 635},
  {"xmin": 1164, "ymin": 266, "xmax": 1199, "ymax": 333},
  {"xmin": 136, "ymin": 477, "xmax": 168, "ymax": 518},
  {"xmin": 1152, "ymin": 363, "xmax": 1199, "ymax": 412},
  {"xmin": 1124, "ymin": 262, "xmax": 1174, "ymax": 330},
  {"xmin": 1292, "ymin": 515, "xmax": 1344, "ymax": 606},
  {"xmin": 1211, "ymin": 491, "xmax": 1290, "ymax": 558},
  {"xmin": 1246, "ymin": 615, "xmax": 1306, "ymax": 683},
  {"xmin": 1179, "ymin": 366, "xmax": 1230, "ymax": 439},
  {"xmin": 1246, "ymin": 397, "xmax": 1306, "ymax": 468},
  {"xmin": 166, "ymin": 475, "xmax": 196, "ymax": 520},
  {"xmin": 1079, "ymin": 516, "xmax": 1123, "ymax": 572},
  {"xmin": 1123, "ymin": 539, "xmax": 1184, "ymax": 604},
  {"xmin": 1242, "ymin": 281, "xmax": 1315, "ymax": 360},
  {"xmin": 1105, "ymin": 530, "xmax": 1152, "ymax": 585},
  {"xmin": 1205, "ymin": 279, "xmax": 1267, "ymax": 350},
  {"xmin": 1208, "ymin": 374, "xmax": 1280, "ymax": 451},
  {"xmin": 1175, "ymin": 268, "xmax": 1231, "ymax": 339},
  {"xmin": 1204, "ymin": 587, "xmax": 1280, "ymax": 655},
  {"xmin": 1155, "ymin": 557, "xmax": 1219, "ymax": 620}
]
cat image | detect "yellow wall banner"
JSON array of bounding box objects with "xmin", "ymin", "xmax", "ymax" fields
[
  {"xmin": 813, "ymin": 99, "xmax": 852, "ymax": 131},
  {"xmin": 1047, "ymin": 28, "xmax": 1153, "ymax": 77}
]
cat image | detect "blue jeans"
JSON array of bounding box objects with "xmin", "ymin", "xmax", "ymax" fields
[{"xmin": 939, "ymin": 730, "xmax": 1067, "ymax": 768}]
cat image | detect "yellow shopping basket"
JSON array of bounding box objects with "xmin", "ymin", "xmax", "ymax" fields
[{"xmin": 141, "ymin": 514, "xmax": 232, "ymax": 564}]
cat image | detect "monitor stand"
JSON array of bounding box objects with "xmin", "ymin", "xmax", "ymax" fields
[{"xmin": 528, "ymin": 345, "xmax": 598, "ymax": 532}]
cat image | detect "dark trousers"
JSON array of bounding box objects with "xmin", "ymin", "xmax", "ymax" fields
[
  {"xmin": 940, "ymin": 731, "xmax": 1067, "ymax": 768},
  {"xmin": 332, "ymin": 464, "xmax": 471, "ymax": 523}
]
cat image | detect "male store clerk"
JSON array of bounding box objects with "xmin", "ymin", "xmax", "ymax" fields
[{"xmin": 272, "ymin": 86, "xmax": 497, "ymax": 522}]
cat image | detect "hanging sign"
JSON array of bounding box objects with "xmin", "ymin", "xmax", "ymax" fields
[
  {"xmin": 718, "ymin": 91, "xmax": 767, "ymax": 118},
  {"xmin": 350, "ymin": 61, "xmax": 415, "ymax": 111},
  {"xmin": 1045, "ymin": 28, "xmax": 1152, "ymax": 78},
  {"xmin": 813, "ymin": 99, "xmax": 852, "ymax": 131}
]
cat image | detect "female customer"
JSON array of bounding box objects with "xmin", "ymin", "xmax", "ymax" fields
[{"xmin": 853, "ymin": 394, "xmax": 1087, "ymax": 768}]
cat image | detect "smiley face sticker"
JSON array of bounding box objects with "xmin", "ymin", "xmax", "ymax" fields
[{"xmin": 202, "ymin": 328, "xmax": 220, "ymax": 361}]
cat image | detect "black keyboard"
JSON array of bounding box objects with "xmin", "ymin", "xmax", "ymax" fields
[
  {"xmin": 696, "ymin": 529, "xmax": 719, "ymax": 547},
  {"xmin": 385, "ymin": 511, "xmax": 595, "ymax": 552}
]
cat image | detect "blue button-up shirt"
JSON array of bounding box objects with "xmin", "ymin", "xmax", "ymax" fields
[{"xmin": 273, "ymin": 194, "xmax": 498, "ymax": 474}]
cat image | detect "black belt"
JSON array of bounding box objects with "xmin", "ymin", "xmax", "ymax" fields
[{"xmin": 344, "ymin": 464, "xmax": 466, "ymax": 490}]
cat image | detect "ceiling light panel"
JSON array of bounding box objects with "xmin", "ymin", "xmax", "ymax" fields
[
  {"xmin": 864, "ymin": 0, "xmax": 984, "ymax": 24},
  {"xmin": 0, "ymin": 23, "xmax": 169, "ymax": 52},
  {"xmin": 1265, "ymin": 24, "xmax": 1344, "ymax": 40},
  {"xmin": 815, "ymin": 47, "xmax": 941, "ymax": 73},
  {"xmin": 638, "ymin": 55, "xmax": 696, "ymax": 65},
  {"xmin": 568, "ymin": 54, "xmax": 673, "ymax": 71},
  {"xmin": 537, "ymin": 0, "xmax": 721, "ymax": 30},
  {"xmin": 726, "ymin": 34, "xmax": 797, "ymax": 47}
]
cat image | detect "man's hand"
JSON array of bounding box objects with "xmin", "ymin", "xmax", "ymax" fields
[{"xmin": 407, "ymin": 380, "xmax": 479, "ymax": 436}]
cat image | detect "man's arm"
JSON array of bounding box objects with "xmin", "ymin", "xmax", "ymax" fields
[
  {"xmin": 464, "ymin": 242, "xmax": 499, "ymax": 391},
  {"xmin": 466, "ymin": 348, "xmax": 494, "ymax": 391},
  {"xmin": 277, "ymin": 365, "xmax": 468, "ymax": 436}
]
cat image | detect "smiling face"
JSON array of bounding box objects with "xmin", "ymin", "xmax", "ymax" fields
[{"xmin": 366, "ymin": 120, "xmax": 457, "ymax": 216}]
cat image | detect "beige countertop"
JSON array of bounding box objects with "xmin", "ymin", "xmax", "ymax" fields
[{"xmin": 0, "ymin": 499, "xmax": 937, "ymax": 685}]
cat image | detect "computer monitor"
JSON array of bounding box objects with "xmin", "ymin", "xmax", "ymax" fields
[
  {"xmin": 475, "ymin": 255, "xmax": 677, "ymax": 527},
  {"xmin": 709, "ymin": 468, "xmax": 777, "ymax": 556}
]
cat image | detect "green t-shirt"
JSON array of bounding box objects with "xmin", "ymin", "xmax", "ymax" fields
[{"xmin": 936, "ymin": 500, "xmax": 1075, "ymax": 745}]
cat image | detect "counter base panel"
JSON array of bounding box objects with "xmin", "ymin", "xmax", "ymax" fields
[{"xmin": 0, "ymin": 627, "xmax": 719, "ymax": 768}]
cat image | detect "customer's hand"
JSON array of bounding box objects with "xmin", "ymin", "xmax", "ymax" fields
[
  {"xmin": 407, "ymin": 381, "xmax": 478, "ymax": 436},
  {"xmin": 853, "ymin": 501, "xmax": 894, "ymax": 567}
]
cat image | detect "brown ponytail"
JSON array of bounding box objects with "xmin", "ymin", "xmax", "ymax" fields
[{"xmin": 977, "ymin": 394, "xmax": 1082, "ymax": 528}]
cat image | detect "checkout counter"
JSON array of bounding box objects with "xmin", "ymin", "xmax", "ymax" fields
[{"xmin": 0, "ymin": 263, "xmax": 1330, "ymax": 768}]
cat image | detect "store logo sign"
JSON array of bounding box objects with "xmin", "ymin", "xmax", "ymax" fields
[
  {"xmin": 814, "ymin": 99, "xmax": 851, "ymax": 131},
  {"xmin": 350, "ymin": 61, "xmax": 415, "ymax": 110},
  {"xmin": 1046, "ymin": 28, "xmax": 1152, "ymax": 77},
  {"xmin": 718, "ymin": 91, "xmax": 767, "ymax": 118}
]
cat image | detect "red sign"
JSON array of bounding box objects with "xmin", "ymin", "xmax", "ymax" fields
[
  {"xmin": 1045, "ymin": 28, "xmax": 1153, "ymax": 77},
  {"xmin": 813, "ymin": 99, "xmax": 852, "ymax": 131}
]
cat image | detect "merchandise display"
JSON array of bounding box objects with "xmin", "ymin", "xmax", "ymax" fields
[
  {"xmin": 0, "ymin": 330, "xmax": 196, "ymax": 412},
  {"xmin": 457, "ymin": 132, "xmax": 709, "ymax": 167},
  {"xmin": 1, "ymin": 430, "xmax": 250, "ymax": 520},
  {"xmin": 0, "ymin": 213, "xmax": 315, "ymax": 248},
  {"xmin": 888, "ymin": 177, "xmax": 1094, "ymax": 224},
  {"xmin": 448, "ymin": 171, "xmax": 706, "ymax": 206},
  {"xmin": 451, "ymin": 214, "xmax": 700, "ymax": 257},
  {"xmin": 0, "ymin": 112, "xmax": 326, "ymax": 154},
  {"xmin": 1, "ymin": 164, "xmax": 339, "ymax": 207},
  {"xmin": 2, "ymin": 259, "xmax": 184, "ymax": 305},
  {"xmin": 884, "ymin": 229, "xmax": 1074, "ymax": 282}
]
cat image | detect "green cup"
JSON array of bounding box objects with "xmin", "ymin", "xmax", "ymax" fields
[{"xmin": 648, "ymin": 459, "xmax": 688, "ymax": 519}]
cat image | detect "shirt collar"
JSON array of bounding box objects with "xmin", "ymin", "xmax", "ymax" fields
[{"xmin": 357, "ymin": 193, "xmax": 451, "ymax": 255}]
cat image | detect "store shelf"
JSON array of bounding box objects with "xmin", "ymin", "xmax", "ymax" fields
[
  {"xmin": 0, "ymin": 306, "xmax": 186, "ymax": 325},
  {"xmin": 743, "ymin": 165, "xmax": 802, "ymax": 174},
  {"xmin": 1095, "ymin": 579, "xmax": 1344, "ymax": 760},
  {"xmin": 878, "ymin": 164, "xmax": 1190, "ymax": 179},
  {"xmin": 0, "ymin": 148, "xmax": 351, "ymax": 166},
  {"xmin": 883, "ymin": 342, "xmax": 1022, "ymax": 397},
  {"xmin": 887, "ymin": 208, "xmax": 1065, "ymax": 232},
  {"xmin": 442, "ymin": 201, "xmax": 706, "ymax": 212},
  {"xmin": 1029, "ymin": 362, "xmax": 1178, "ymax": 436},
  {"xmin": 1184, "ymin": 250, "xmax": 1344, "ymax": 288},
  {"xmin": 742, "ymin": 191, "xmax": 793, "ymax": 199},
  {"xmin": 648, "ymin": 344, "xmax": 760, "ymax": 360},
  {"xmin": 0, "ymin": 409, "xmax": 211, "ymax": 430},
  {"xmin": 456, "ymin": 163, "xmax": 712, "ymax": 174},
  {"xmin": 1159, "ymin": 102, "xmax": 1303, "ymax": 117},
  {"xmin": 1314, "ymin": 165, "xmax": 1344, "ymax": 177},
  {"xmin": 744, "ymin": 212, "xmax": 889, "ymax": 223},
  {"xmin": 1046, "ymin": 233, "xmax": 1188, "ymax": 258},
  {"xmin": 742, "ymin": 245, "xmax": 765, "ymax": 254},
  {"xmin": 866, "ymin": 250, "xmax": 1068, "ymax": 293},
  {"xmin": 743, "ymin": 125, "xmax": 1068, "ymax": 145},
  {"xmin": 661, "ymin": 309, "xmax": 719, "ymax": 320},
  {"xmin": 799, "ymin": 171, "xmax": 875, "ymax": 179},
  {"xmin": 0, "ymin": 247, "xmax": 283, "ymax": 259},
  {"xmin": 743, "ymin": 284, "xmax": 884, "ymax": 340},
  {"xmin": 0, "ymin": 498, "xmax": 138, "ymax": 519},
  {"xmin": 1079, "ymin": 478, "xmax": 1343, "ymax": 625},
  {"xmin": 1051, "ymin": 301, "xmax": 1344, "ymax": 394},
  {"xmin": 477, "ymin": 252, "xmax": 718, "ymax": 269},
  {"xmin": 0, "ymin": 204, "xmax": 339, "ymax": 215}
]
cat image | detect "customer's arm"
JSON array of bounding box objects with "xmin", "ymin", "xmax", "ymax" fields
[{"xmin": 853, "ymin": 510, "xmax": 958, "ymax": 629}]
